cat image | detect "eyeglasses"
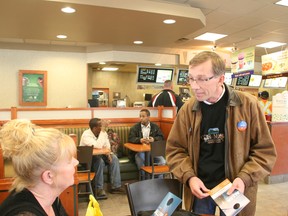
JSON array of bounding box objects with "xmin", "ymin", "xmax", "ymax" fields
[{"xmin": 186, "ymin": 75, "xmax": 216, "ymax": 85}]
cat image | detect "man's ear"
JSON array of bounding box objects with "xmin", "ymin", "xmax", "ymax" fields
[
  {"xmin": 41, "ymin": 170, "xmax": 54, "ymax": 185},
  {"xmin": 219, "ymin": 74, "xmax": 225, "ymax": 85}
]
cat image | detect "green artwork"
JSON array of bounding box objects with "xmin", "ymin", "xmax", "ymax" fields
[{"xmin": 22, "ymin": 74, "xmax": 44, "ymax": 102}]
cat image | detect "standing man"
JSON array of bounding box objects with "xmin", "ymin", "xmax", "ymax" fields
[
  {"xmin": 128, "ymin": 109, "xmax": 164, "ymax": 178},
  {"xmin": 148, "ymin": 80, "xmax": 184, "ymax": 112},
  {"xmin": 166, "ymin": 51, "xmax": 276, "ymax": 216},
  {"xmin": 80, "ymin": 118, "xmax": 124, "ymax": 199}
]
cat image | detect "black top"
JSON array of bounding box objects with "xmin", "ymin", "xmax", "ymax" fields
[
  {"xmin": 148, "ymin": 90, "xmax": 183, "ymax": 111},
  {"xmin": 0, "ymin": 188, "xmax": 68, "ymax": 216},
  {"xmin": 128, "ymin": 122, "xmax": 164, "ymax": 144},
  {"xmin": 198, "ymin": 90, "xmax": 228, "ymax": 189}
]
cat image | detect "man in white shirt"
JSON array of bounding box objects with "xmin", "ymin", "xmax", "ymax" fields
[{"xmin": 80, "ymin": 118, "xmax": 124, "ymax": 199}]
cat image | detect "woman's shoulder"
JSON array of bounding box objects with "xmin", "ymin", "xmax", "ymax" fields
[{"xmin": 0, "ymin": 189, "xmax": 46, "ymax": 216}]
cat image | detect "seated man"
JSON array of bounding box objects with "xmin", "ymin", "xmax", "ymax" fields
[
  {"xmin": 80, "ymin": 118, "xmax": 124, "ymax": 199},
  {"xmin": 128, "ymin": 108, "xmax": 165, "ymax": 179}
]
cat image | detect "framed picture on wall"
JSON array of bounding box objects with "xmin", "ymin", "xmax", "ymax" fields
[{"xmin": 19, "ymin": 70, "xmax": 47, "ymax": 106}]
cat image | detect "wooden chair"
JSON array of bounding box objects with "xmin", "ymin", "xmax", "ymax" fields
[
  {"xmin": 125, "ymin": 178, "xmax": 183, "ymax": 216},
  {"xmin": 140, "ymin": 140, "xmax": 173, "ymax": 179},
  {"xmin": 77, "ymin": 146, "xmax": 95, "ymax": 197}
]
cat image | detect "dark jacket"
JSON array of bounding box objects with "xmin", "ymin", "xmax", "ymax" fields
[
  {"xmin": 166, "ymin": 84, "xmax": 277, "ymax": 216},
  {"xmin": 148, "ymin": 89, "xmax": 183, "ymax": 111},
  {"xmin": 0, "ymin": 189, "xmax": 67, "ymax": 216},
  {"xmin": 128, "ymin": 122, "xmax": 164, "ymax": 144}
]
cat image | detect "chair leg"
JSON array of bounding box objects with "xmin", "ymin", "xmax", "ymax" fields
[{"xmin": 89, "ymin": 182, "xmax": 94, "ymax": 196}]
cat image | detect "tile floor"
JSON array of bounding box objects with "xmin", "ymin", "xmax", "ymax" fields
[{"xmin": 78, "ymin": 180, "xmax": 288, "ymax": 216}]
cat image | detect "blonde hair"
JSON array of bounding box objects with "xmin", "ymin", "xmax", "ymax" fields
[
  {"xmin": 189, "ymin": 51, "xmax": 225, "ymax": 76},
  {"xmin": 0, "ymin": 119, "xmax": 76, "ymax": 192}
]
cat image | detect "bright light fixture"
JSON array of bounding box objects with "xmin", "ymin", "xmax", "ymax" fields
[
  {"xmin": 61, "ymin": 7, "xmax": 76, "ymax": 13},
  {"xmin": 134, "ymin": 41, "xmax": 143, "ymax": 44},
  {"xmin": 194, "ymin": 33, "xmax": 227, "ymax": 41},
  {"xmin": 163, "ymin": 19, "xmax": 176, "ymax": 24},
  {"xmin": 275, "ymin": 0, "xmax": 288, "ymax": 6},
  {"xmin": 99, "ymin": 62, "xmax": 106, "ymax": 65},
  {"xmin": 256, "ymin": 41, "xmax": 286, "ymax": 48},
  {"xmin": 57, "ymin": 35, "xmax": 67, "ymax": 39},
  {"xmin": 102, "ymin": 67, "xmax": 119, "ymax": 71},
  {"xmin": 155, "ymin": 63, "xmax": 162, "ymax": 66}
]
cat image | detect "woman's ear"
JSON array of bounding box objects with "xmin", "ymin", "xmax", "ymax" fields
[{"xmin": 41, "ymin": 170, "xmax": 54, "ymax": 185}]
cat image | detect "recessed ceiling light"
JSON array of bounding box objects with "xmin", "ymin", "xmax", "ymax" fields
[
  {"xmin": 275, "ymin": 0, "xmax": 288, "ymax": 6},
  {"xmin": 155, "ymin": 63, "xmax": 162, "ymax": 66},
  {"xmin": 61, "ymin": 7, "xmax": 76, "ymax": 13},
  {"xmin": 99, "ymin": 62, "xmax": 106, "ymax": 65},
  {"xmin": 57, "ymin": 35, "xmax": 67, "ymax": 39},
  {"xmin": 163, "ymin": 19, "xmax": 176, "ymax": 24},
  {"xmin": 194, "ymin": 33, "xmax": 227, "ymax": 41},
  {"xmin": 134, "ymin": 41, "xmax": 143, "ymax": 45},
  {"xmin": 102, "ymin": 67, "xmax": 119, "ymax": 71},
  {"xmin": 256, "ymin": 41, "xmax": 286, "ymax": 48}
]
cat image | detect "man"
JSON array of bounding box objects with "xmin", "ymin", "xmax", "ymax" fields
[
  {"xmin": 148, "ymin": 80, "xmax": 183, "ymax": 112},
  {"xmin": 166, "ymin": 51, "xmax": 276, "ymax": 216},
  {"xmin": 80, "ymin": 118, "xmax": 124, "ymax": 199},
  {"xmin": 128, "ymin": 109, "xmax": 164, "ymax": 178}
]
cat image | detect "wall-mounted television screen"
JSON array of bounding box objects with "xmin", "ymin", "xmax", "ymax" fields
[
  {"xmin": 248, "ymin": 74, "xmax": 262, "ymax": 87},
  {"xmin": 137, "ymin": 66, "xmax": 173, "ymax": 84},
  {"xmin": 236, "ymin": 75, "xmax": 250, "ymax": 86},
  {"xmin": 177, "ymin": 69, "xmax": 188, "ymax": 85},
  {"xmin": 224, "ymin": 72, "xmax": 233, "ymax": 85},
  {"xmin": 263, "ymin": 77, "xmax": 288, "ymax": 88},
  {"xmin": 235, "ymin": 74, "xmax": 262, "ymax": 88}
]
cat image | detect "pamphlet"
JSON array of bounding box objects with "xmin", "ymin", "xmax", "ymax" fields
[
  {"xmin": 153, "ymin": 192, "xmax": 182, "ymax": 216},
  {"xmin": 208, "ymin": 179, "xmax": 250, "ymax": 216}
]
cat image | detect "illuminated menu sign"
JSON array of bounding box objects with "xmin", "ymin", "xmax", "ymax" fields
[{"xmin": 137, "ymin": 67, "xmax": 173, "ymax": 84}]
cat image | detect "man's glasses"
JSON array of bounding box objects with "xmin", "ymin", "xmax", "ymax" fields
[{"xmin": 186, "ymin": 75, "xmax": 216, "ymax": 85}]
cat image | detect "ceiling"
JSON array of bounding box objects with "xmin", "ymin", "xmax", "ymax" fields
[{"xmin": 1, "ymin": 0, "xmax": 288, "ymax": 72}]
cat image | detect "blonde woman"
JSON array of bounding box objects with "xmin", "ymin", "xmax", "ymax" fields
[{"xmin": 0, "ymin": 119, "xmax": 78, "ymax": 216}]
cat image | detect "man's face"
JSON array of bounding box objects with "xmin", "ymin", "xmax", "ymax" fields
[
  {"xmin": 92, "ymin": 122, "xmax": 101, "ymax": 137},
  {"xmin": 188, "ymin": 60, "xmax": 224, "ymax": 103},
  {"xmin": 139, "ymin": 111, "xmax": 149, "ymax": 126}
]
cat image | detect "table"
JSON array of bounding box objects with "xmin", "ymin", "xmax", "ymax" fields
[
  {"xmin": 124, "ymin": 143, "xmax": 151, "ymax": 166},
  {"xmin": 124, "ymin": 143, "xmax": 150, "ymax": 152}
]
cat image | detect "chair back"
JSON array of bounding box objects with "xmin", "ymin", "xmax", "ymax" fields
[
  {"xmin": 150, "ymin": 140, "xmax": 166, "ymax": 163},
  {"xmin": 77, "ymin": 146, "xmax": 93, "ymax": 171},
  {"xmin": 125, "ymin": 178, "xmax": 183, "ymax": 216}
]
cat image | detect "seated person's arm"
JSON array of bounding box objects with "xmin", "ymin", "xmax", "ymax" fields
[{"xmin": 81, "ymin": 131, "xmax": 110, "ymax": 149}]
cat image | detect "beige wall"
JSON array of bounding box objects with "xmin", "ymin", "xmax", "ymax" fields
[{"xmin": 0, "ymin": 49, "xmax": 87, "ymax": 108}]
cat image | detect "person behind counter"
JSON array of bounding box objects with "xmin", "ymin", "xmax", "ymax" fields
[
  {"xmin": 166, "ymin": 51, "xmax": 277, "ymax": 216},
  {"xmin": 0, "ymin": 119, "xmax": 78, "ymax": 216},
  {"xmin": 148, "ymin": 80, "xmax": 183, "ymax": 112}
]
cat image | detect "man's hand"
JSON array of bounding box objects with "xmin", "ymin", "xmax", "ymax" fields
[
  {"xmin": 227, "ymin": 177, "xmax": 245, "ymax": 195},
  {"xmin": 188, "ymin": 177, "xmax": 210, "ymax": 199},
  {"xmin": 140, "ymin": 138, "xmax": 150, "ymax": 144},
  {"xmin": 101, "ymin": 119, "xmax": 111, "ymax": 131}
]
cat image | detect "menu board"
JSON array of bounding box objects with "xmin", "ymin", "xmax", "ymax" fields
[
  {"xmin": 263, "ymin": 77, "xmax": 288, "ymax": 88},
  {"xmin": 224, "ymin": 72, "xmax": 233, "ymax": 85},
  {"xmin": 248, "ymin": 74, "xmax": 262, "ymax": 87},
  {"xmin": 137, "ymin": 66, "xmax": 173, "ymax": 84},
  {"xmin": 236, "ymin": 74, "xmax": 262, "ymax": 87},
  {"xmin": 177, "ymin": 69, "xmax": 188, "ymax": 85},
  {"xmin": 236, "ymin": 75, "xmax": 250, "ymax": 86}
]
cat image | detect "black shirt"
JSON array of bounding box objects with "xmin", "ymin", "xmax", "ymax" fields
[{"xmin": 198, "ymin": 90, "xmax": 228, "ymax": 189}]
